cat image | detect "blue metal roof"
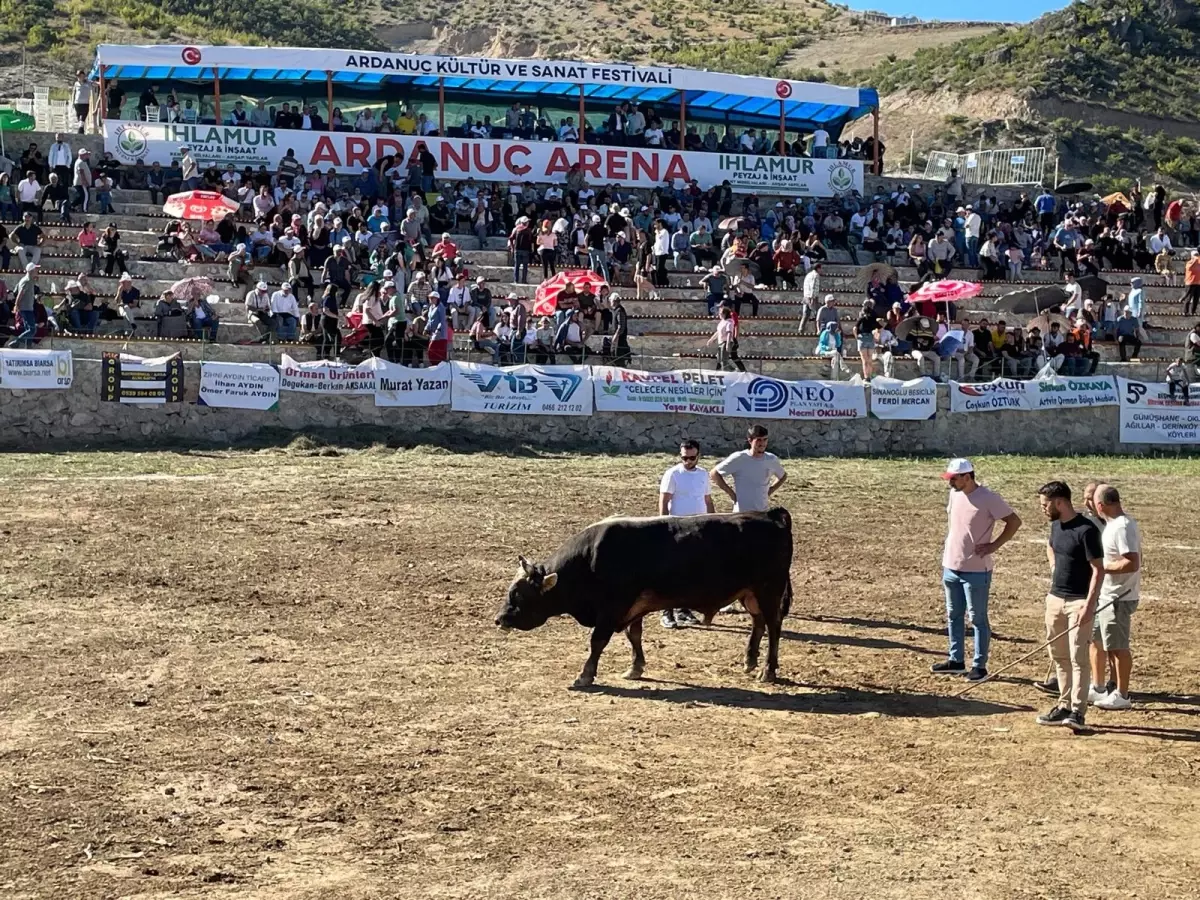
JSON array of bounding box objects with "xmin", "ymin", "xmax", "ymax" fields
[{"xmin": 92, "ymin": 63, "xmax": 877, "ymax": 134}]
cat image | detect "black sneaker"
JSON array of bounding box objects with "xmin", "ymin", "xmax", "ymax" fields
[
  {"xmin": 1033, "ymin": 677, "xmax": 1059, "ymax": 696},
  {"xmin": 966, "ymin": 666, "xmax": 988, "ymax": 682},
  {"xmin": 1062, "ymin": 711, "xmax": 1087, "ymax": 733},
  {"xmin": 1036, "ymin": 706, "xmax": 1072, "ymax": 726},
  {"xmin": 1105, "ymin": 679, "xmax": 1117, "ymax": 695},
  {"xmin": 930, "ymin": 659, "xmax": 966, "ymax": 675},
  {"xmin": 676, "ymin": 609, "xmax": 700, "ymax": 626}
]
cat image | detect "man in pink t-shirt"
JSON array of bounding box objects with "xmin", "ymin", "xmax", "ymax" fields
[{"xmin": 932, "ymin": 458, "xmax": 1023, "ymax": 681}]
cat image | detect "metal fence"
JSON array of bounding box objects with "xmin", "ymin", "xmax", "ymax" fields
[{"xmin": 923, "ymin": 147, "xmax": 1047, "ymax": 187}]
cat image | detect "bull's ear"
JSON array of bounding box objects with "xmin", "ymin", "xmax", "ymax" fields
[
  {"xmin": 518, "ymin": 555, "xmax": 534, "ymax": 575},
  {"xmin": 540, "ymin": 571, "xmax": 558, "ymax": 591}
]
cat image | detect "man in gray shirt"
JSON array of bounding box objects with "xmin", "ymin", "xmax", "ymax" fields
[
  {"xmin": 8, "ymin": 262, "xmax": 40, "ymax": 347},
  {"xmin": 815, "ymin": 294, "xmax": 840, "ymax": 334},
  {"xmin": 712, "ymin": 424, "xmax": 787, "ymax": 513}
]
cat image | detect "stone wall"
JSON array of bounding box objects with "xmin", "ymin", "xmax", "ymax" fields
[{"xmin": 0, "ymin": 360, "xmax": 1180, "ymax": 456}]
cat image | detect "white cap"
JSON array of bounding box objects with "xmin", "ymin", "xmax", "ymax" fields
[
  {"xmin": 24, "ymin": 262, "xmax": 40, "ymax": 273},
  {"xmin": 427, "ymin": 290, "xmax": 440, "ymax": 299},
  {"xmin": 506, "ymin": 291, "xmax": 519, "ymax": 300},
  {"xmin": 119, "ymin": 272, "xmax": 132, "ymax": 282},
  {"xmin": 476, "ymin": 276, "xmax": 486, "ymax": 284},
  {"xmin": 941, "ymin": 458, "xmax": 974, "ymax": 479},
  {"xmin": 256, "ymin": 280, "xmax": 268, "ymax": 290},
  {"xmin": 281, "ymin": 282, "xmax": 292, "ymax": 291}
]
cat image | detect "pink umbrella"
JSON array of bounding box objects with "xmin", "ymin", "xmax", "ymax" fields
[
  {"xmin": 163, "ymin": 190, "xmax": 240, "ymax": 221},
  {"xmin": 909, "ymin": 280, "xmax": 983, "ymax": 304},
  {"xmin": 169, "ymin": 276, "xmax": 214, "ymax": 302}
]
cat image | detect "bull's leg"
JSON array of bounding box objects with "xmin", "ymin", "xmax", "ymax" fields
[
  {"xmin": 572, "ymin": 626, "xmax": 615, "ymax": 689},
  {"xmin": 745, "ymin": 613, "xmax": 766, "ymax": 674},
  {"xmin": 623, "ymin": 616, "xmax": 646, "ymax": 680},
  {"xmin": 760, "ymin": 614, "xmax": 781, "ymax": 684}
]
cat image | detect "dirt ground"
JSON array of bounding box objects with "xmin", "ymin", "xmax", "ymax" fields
[{"xmin": 1, "ymin": 447, "xmax": 1198, "ymax": 899}]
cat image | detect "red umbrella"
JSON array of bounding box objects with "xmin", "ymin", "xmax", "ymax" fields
[
  {"xmin": 532, "ymin": 269, "xmax": 608, "ymax": 317},
  {"xmin": 163, "ymin": 190, "xmax": 240, "ymax": 221},
  {"xmin": 909, "ymin": 280, "xmax": 983, "ymax": 304}
]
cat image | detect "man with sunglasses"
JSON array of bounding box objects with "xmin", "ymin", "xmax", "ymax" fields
[{"xmin": 658, "ymin": 439, "xmax": 715, "ymax": 629}]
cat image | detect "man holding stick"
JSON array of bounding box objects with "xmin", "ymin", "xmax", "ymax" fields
[{"xmin": 1035, "ymin": 481, "xmax": 1104, "ymax": 732}]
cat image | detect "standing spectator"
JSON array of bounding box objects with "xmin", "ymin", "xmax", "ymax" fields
[
  {"xmin": 1035, "ymin": 481, "xmax": 1104, "ymax": 732},
  {"xmin": 706, "ymin": 305, "xmax": 744, "ymax": 372},
  {"xmin": 963, "ymin": 206, "xmax": 982, "ymax": 268},
  {"xmin": 180, "ymin": 146, "xmax": 200, "ymax": 190},
  {"xmin": 509, "ymin": 216, "xmax": 535, "ymax": 284},
  {"xmin": 610, "ymin": 293, "xmax": 631, "ymax": 367},
  {"xmin": 658, "ymin": 439, "xmax": 715, "ymax": 629},
  {"xmin": 586, "ymin": 214, "xmax": 609, "ymax": 281},
  {"xmin": 6, "ymin": 262, "xmax": 39, "ymax": 348},
  {"xmin": 424, "ymin": 291, "xmax": 449, "ymax": 364},
  {"xmin": 1090, "ymin": 485, "xmax": 1142, "ymax": 711},
  {"xmin": 71, "ymin": 71, "xmax": 91, "ymax": 133},
  {"xmin": 932, "ymin": 459, "xmax": 1022, "ymax": 681},
  {"xmin": 47, "ymin": 134, "xmax": 72, "ymax": 186},
  {"xmin": 1183, "ymin": 250, "xmax": 1200, "ymax": 316},
  {"xmin": 711, "ymin": 425, "xmax": 787, "ymax": 513},
  {"xmin": 799, "ymin": 262, "xmax": 821, "ymax": 333},
  {"xmin": 71, "ymin": 149, "xmax": 92, "ymax": 213},
  {"xmin": 855, "ymin": 300, "xmax": 878, "ymax": 379},
  {"xmin": 652, "ymin": 220, "xmax": 671, "ymax": 288},
  {"xmin": 1115, "ymin": 307, "xmax": 1141, "ymax": 361},
  {"xmin": 319, "ymin": 284, "xmax": 342, "ymax": 360},
  {"xmin": 321, "ymin": 245, "xmax": 353, "ymax": 308},
  {"xmin": 537, "ymin": 220, "xmax": 557, "ymax": 279}
]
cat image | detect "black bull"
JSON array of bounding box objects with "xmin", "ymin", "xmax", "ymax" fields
[{"xmin": 495, "ymin": 509, "xmax": 794, "ymax": 688}]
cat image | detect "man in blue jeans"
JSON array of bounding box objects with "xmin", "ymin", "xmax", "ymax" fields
[{"xmin": 932, "ymin": 458, "xmax": 1023, "ymax": 682}]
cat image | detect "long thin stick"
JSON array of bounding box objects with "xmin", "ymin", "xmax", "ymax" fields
[{"xmin": 953, "ymin": 597, "xmax": 1118, "ymax": 698}]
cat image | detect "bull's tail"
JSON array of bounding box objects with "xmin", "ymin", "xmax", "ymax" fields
[
  {"xmin": 768, "ymin": 506, "xmax": 792, "ymax": 533},
  {"xmin": 781, "ymin": 577, "xmax": 793, "ymax": 619}
]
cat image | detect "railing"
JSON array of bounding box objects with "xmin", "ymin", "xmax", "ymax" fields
[{"xmin": 923, "ymin": 147, "xmax": 1047, "ymax": 187}]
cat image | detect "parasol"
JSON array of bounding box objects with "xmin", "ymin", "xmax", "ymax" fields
[
  {"xmin": 168, "ymin": 276, "xmax": 215, "ymax": 303},
  {"xmin": 163, "ymin": 190, "xmax": 240, "ymax": 221},
  {"xmin": 532, "ymin": 269, "xmax": 607, "ymax": 317},
  {"xmin": 717, "ymin": 216, "xmax": 748, "ymax": 232},
  {"xmin": 909, "ymin": 280, "xmax": 983, "ymax": 304},
  {"xmin": 724, "ymin": 257, "xmax": 761, "ymax": 279},
  {"xmin": 995, "ymin": 285, "xmax": 1069, "ymax": 316},
  {"xmin": 1075, "ymin": 274, "xmax": 1109, "ymax": 302},
  {"xmin": 895, "ymin": 315, "xmax": 937, "ymax": 342},
  {"xmin": 852, "ymin": 261, "xmax": 898, "ymax": 288},
  {"xmin": 1028, "ymin": 313, "xmax": 1073, "ymax": 334},
  {"xmin": 1055, "ymin": 180, "xmax": 1093, "ymax": 195}
]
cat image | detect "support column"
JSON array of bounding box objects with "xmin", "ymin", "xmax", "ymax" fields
[
  {"xmin": 578, "ymin": 84, "xmax": 586, "ymax": 144},
  {"xmin": 98, "ymin": 68, "xmax": 107, "ymax": 120},
  {"xmin": 679, "ymin": 92, "xmax": 686, "ymax": 149},
  {"xmin": 872, "ymin": 109, "xmax": 881, "ymax": 175},
  {"xmin": 326, "ymin": 71, "xmax": 334, "ymax": 131},
  {"xmin": 213, "ymin": 71, "xmax": 222, "ymax": 123},
  {"xmin": 438, "ymin": 77, "xmax": 445, "ymax": 135},
  {"xmin": 779, "ymin": 100, "xmax": 786, "ymax": 156}
]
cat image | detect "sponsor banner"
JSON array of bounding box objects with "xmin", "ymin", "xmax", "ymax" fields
[
  {"xmin": 1118, "ymin": 377, "xmax": 1200, "ymax": 444},
  {"xmin": 105, "ymin": 122, "xmax": 862, "ymax": 196},
  {"xmin": 1025, "ymin": 375, "xmax": 1118, "ymax": 410},
  {"xmin": 948, "ymin": 378, "xmax": 1032, "ymax": 414},
  {"xmin": 869, "ymin": 376, "xmax": 937, "ymax": 420},
  {"xmin": 451, "ymin": 362, "xmax": 592, "ymax": 415},
  {"xmin": 593, "ymin": 367, "xmax": 728, "ymax": 415},
  {"xmin": 100, "ymin": 352, "xmax": 184, "ymax": 404},
  {"xmin": 96, "ymin": 44, "xmax": 865, "ymax": 104},
  {"xmin": 0, "ymin": 349, "xmax": 73, "ymax": 390},
  {"xmin": 724, "ymin": 374, "xmax": 867, "ymax": 420},
  {"xmin": 197, "ymin": 362, "xmax": 280, "ymax": 410},
  {"xmin": 279, "ymin": 353, "xmax": 376, "ymax": 394},
  {"xmin": 369, "ymin": 359, "xmax": 451, "ymax": 407}
]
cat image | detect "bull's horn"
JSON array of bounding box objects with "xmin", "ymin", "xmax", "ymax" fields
[{"xmin": 518, "ymin": 555, "xmax": 533, "ymax": 574}]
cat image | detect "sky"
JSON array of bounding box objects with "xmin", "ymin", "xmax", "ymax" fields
[{"xmin": 841, "ymin": 0, "xmax": 1067, "ymax": 22}]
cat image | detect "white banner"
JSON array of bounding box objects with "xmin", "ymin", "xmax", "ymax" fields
[
  {"xmin": 451, "ymin": 362, "xmax": 592, "ymax": 415},
  {"xmin": 279, "ymin": 353, "xmax": 377, "ymax": 394},
  {"xmin": 0, "ymin": 349, "xmax": 73, "ymax": 390},
  {"xmin": 948, "ymin": 378, "xmax": 1032, "ymax": 414},
  {"xmin": 593, "ymin": 367, "xmax": 728, "ymax": 415},
  {"xmin": 198, "ymin": 362, "xmax": 280, "ymax": 410},
  {"xmin": 1025, "ymin": 374, "xmax": 1119, "ymax": 409},
  {"xmin": 369, "ymin": 359, "xmax": 451, "ymax": 407},
  {"xmin": 104, "ymin": 122, "xmax": 863, "ymax": 196},
  {"xmin": 1118, "ymin": 377, "xmax": 1200, "ymax": 444},
  {"xmin": 869, "ymin": 376, "xmax": 937, "ymax": 420},
  {"xmin": 96, "ymin": 44, "xmax": 866, "ymax": 105},
  {"xmin": 723, "ymin": 374, "xmax": 867, "ymax": 419}
]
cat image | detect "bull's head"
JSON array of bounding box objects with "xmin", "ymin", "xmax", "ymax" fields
[{"xmin": 495, "ymin": 555, "xmax": 559, "ymax": 631}]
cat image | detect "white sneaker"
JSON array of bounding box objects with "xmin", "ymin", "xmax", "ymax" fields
[
  {"xmin": 1095, "ymin": 692, "xmax": 1132, "ymax": 710},
  {"xmin": 1087, "ymin": 685, "xmax": 1108, "ymax": 706}
]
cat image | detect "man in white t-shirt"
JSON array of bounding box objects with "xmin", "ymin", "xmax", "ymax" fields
[
  {"xmin": 1090, "ymin": 484, "xmax": 1141, "ymax": 710},
  {"xmin": 810, "ymin": 126, "xmax": 829, "ymax": 158},
  {"xmin": 657, "ymin": 439, "xmax": 715, "ymax": 629}
]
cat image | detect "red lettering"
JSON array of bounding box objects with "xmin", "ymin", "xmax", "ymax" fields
[
  {"xmin": 345, "ymin": 137, "xmax": 370, "ymax": 169},
  {"xmin": 309, "ymin": 136, "xmax": 342, "ymax": 168},
  {"xmin": 579, "ymin": 149, "xmax": 602, "ymax": 179},
  {"xmin": 663, "ymin": 154, "xmax": 691, "ymax": 183},
  {"xmin": 605, "ymin": 149, "xmax": 628, "ymax": 182},
  {"xmin": 631, "ymin": 150, "xmax": 659, "ymax": 183},
  {"xmin": 375, "ymin": 137, "xmax": 403, "ymax": 160},
  {"xmin": 544, "ymin": 147, "xmax": 573, "ymax": 178},
  {"xmin": 442, "ymin": 141, "xmax": 470, "ymax": 176},
  {"xmin": 505, "ymin": 145, "xmax": 532, "ymax": 176},
  {"xmin": 473, "ymin": 143, "xmax": 501, "ymax": 174}
]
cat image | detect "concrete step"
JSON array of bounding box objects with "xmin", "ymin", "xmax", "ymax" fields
[{"xmin": 40, "ymin": 334, "xmax": 319, "ymax": 363}]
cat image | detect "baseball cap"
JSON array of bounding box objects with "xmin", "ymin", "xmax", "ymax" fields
[
  {"xmin": 941, "ymin": 458, "xmax": 974, "ymax": 479},
  {"xmin": 24, "ymin": 262, "xmax": 40, "ymax": 273},
  {"xmin": 256, "ymin": 280, "xmax": 268, "ymax": 290},
  {"xmin": 476, "ymin": 276, "xmax": 486, "ymax": 284}
]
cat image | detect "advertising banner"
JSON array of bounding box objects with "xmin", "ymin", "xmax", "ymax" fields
[
  {"xmin": 0, "ymin": 349, "xmax": 73, "ymax": 390},
  {"xmin": 1024, "ymin": 374, "xmax": 1119, "ymax": 410},
  {"xmin": 100, "ymin": 352, "xmax": 184, "ymax": 403},
  {"xmin": 1117, "ymin": 377, "xmax": 1200, "ymax": 443},
  {"xmin": 105, "ymin": 122, "xmax": 863, "ymax": 195},
  {"xmin": 592, "ymin": 367, "xmax": 728, "ymax": 415},
  {"xmin": 279, "ymin": 353, "xmax": 377, "ymax": 394},
  {"xmin": 868, "ymin": 376, "xmax": 937, "ymax": 420},
  {"xmin": 96, "ymin": 44, "xmax": 866, "ymax": 105},
  {"xmin": 198, "ymin": 362, "xmax": 281, "ymax": 410},
  {"xmin": 948, "ymin": 378, "xmax": 1032, "ymax": 414},
  {"xmin": 451, "ymin": 362, "xmax": 593, "ymax": 415},
  {"xmin": 369, "ymin": 359, "xmax": 452, "ymax": 407},
  {"xmin": 723, "ymin": 374, "xmax": 867, "ymax": 420}
]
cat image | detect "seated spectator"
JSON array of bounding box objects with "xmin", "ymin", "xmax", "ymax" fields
[
  {"xmin": 815, "ymin": 320, "xmax": 845, "ymax": 380},
  {"xmin": 77, "ymin": 222, "xmax": 100, "ymax": 274},
  {"xmin": 469, "ymin": 313, "xmax": 501, "ymax": 363},
  {"xmin": 100, "ymin": 224, "xmax": 128, "ymax": 276},
  {"xmin": 554, "ymin": 309, "xmax": 587, "ymax": 362},
  {"xmin": 1167, "ymin": 357, "xmax": 1191, "ymax": 401},
  {"xmin": 187, "ymin": 294, "xmax": 220, "ymax": 342},
  {"xmin": 906, "ymin": 315, "xmax": 940, "ymax": 378},
  {"xmin": 63, "ymin": 276, "xmax": 98, "ymax": 334},
  {"xmin": 153, "ymin": 290, "xmax": 184, "ymax": 337},
  {"xmin": 1115, "ymin": 306, "xmax": 1141, "ymax": 361},
  {"xmin": 115, "ymin": 272, "xmax": 141, "ymax": 335},
  {"xmin": 270, "ymin": 282, "xmax": 301, "ymax": 340}
]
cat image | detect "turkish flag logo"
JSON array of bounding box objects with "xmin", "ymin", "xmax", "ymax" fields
[
  {"xmin": 775, "ymin": 81, "xmax": 792, "ymax": 99},
  {"xmin": 181, "ymin": 47, "xmax": 202, "ymax": 65}
]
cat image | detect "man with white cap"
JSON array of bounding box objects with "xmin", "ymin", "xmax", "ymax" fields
[
  {"xmin": 7, "ymin": 262, "xmax": 40, "ymax": 348},
  {"xmin": 71, "ymin": 148, "xmax": 92, "ymax": 213},
  {"xmin": 933, "ymin": 458, "xmax": 1022, "ymax": 681},
  {"xmin": 270, "ymin": 282, "xmax": 300, "ymax": 340},
  {"xmin": 245, "ymin": 280, "xmax": 274, "ymax": 341},
  {"xmin": 423, "ymin": 290, "xmax": 450, "ymax": 364}
]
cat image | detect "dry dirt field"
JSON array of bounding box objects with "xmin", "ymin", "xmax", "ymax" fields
[{"xmin": 1, "ymin": 447, "xmax": 1198, "ymax": 899}]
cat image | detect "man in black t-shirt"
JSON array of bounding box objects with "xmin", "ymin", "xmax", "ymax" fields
[{"xmin": 1035, "ymin": 480, "xmax": 1103, "ymax": 732}]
